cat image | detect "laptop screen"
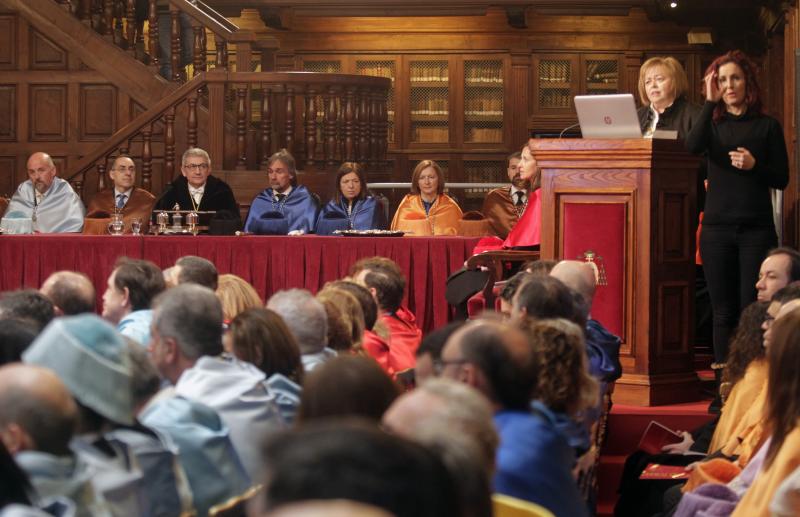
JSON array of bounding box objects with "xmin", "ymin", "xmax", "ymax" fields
[{"xmin": 573, "ymin": 93, "xmax": 643, "ymax": 139}]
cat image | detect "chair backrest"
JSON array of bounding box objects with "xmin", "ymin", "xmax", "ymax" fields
[
  {"xmin": 209, "ymin": 485, "xmax": 263, "ymax": 517},
  {"xmin": 492, "ymin": 494, "xmax": 555, "ymax": 517}
]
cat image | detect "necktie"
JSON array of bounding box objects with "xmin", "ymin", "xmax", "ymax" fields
[
  {"xmin": 275, "ymin": 193, "xmax": 286, "ymax": 202},
  {"xmin": 190, "ymin": 189, "xmax": 202, "ymax": 205},
  {"xmin": 514, "ymin": 191, "xmax": 525, "ymax": 207},
  {"xmin": 116, "ymin": 193, "xmax": 127, "ymax": 209}
]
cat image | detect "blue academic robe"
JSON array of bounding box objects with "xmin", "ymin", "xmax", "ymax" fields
[
  {"xmin": 315, "ymin": 196, "xmax": 387, "ymax": 235},
  {"xmin": 2, "ymin": 178, "xmax": 85, "ymax": 233},
  {"xmin": 244, "ymin": 185, "xmax": 319, "ymax": 235}
]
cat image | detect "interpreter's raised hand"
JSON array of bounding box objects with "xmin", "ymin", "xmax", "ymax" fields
[
  {"xmin": 729, "ymin": 147, "xmax": 756, "ymax": 170},
  {"xmin": 704, "ymin": 71, "xmax": 722, "ymax": 103}
]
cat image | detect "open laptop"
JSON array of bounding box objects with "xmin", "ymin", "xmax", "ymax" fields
[{"xmin": 573, "ymin": 93, "xmax": 643, "ymax": 139}]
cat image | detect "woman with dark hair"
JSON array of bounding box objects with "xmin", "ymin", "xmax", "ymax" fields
[
  {"xmin": 686, "ymin": 50, "xmax": 789, "ymax": 369},
  {"xmin": 316, "ymin": 162, "xmax": 387, "ymax": 235},
  {"xmin": 227, "ymin": 307, "xmax": 304, "ymax": 385},
  {"xmin": 296, "ymin": 355, "xmax": 400, "ymax": 424},
  {"xmin": 391, "ymin": 160, "xmax": 463, "ymax": 236}
]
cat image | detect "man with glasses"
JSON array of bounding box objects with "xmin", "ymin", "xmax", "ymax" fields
[
  {"xmin": 153, "ymin": 147, "xmax": 240, "ymax": 229},
  {"xmin": 84, "ymin": 155, "xmax": 156, "ymax": 234},
  {"xmin": 480, "ymin": 151, "xmax": 530, "ymax": 239}
]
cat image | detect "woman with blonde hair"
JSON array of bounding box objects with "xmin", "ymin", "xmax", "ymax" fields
[
  {"xmin": 391, "ymin": 160, "xmax": 463, "ymax": 236},
  {"xmin": 215, "ymin": 273, "xmax": 262, "ymax": 323},
  {"xmin": 316, "ymin": 286, "xmax": 366, "ymax": 354},
  {"xmin": 637, "ymin": 56, "xmax": 701, "ymax": 138}
]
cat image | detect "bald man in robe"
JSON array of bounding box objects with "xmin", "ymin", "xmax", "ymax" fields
[
  {"xmin": 1, "ymin": 152, "xmax": 85, "ymax": 233},
  {"xmin": 84, "ymin": 155, "xmax": 156, "ymax": 234}
]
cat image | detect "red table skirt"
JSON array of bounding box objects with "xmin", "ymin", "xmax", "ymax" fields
[{"xmin": 0, "ymin": 234, "xmax": 481, "ymax": 331}]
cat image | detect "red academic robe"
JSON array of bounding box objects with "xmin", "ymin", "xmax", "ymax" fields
[
  {"xmin": 362, "ymin": 329, "xmax": 395, "ymax": 377},
  {"xmin": 382, "ymin": 306, "xmax": 422, "ymax": 374},
  {"xmin": 472, "ymin": 188, "xmax": 542, "ymax": 254}
]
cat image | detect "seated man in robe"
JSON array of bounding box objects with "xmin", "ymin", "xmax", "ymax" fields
[
  {"xmin": 153, "ymin": 147, "xmax": 240, "ymax": 229},
  {"xmin": 245, "ymin": 149, "xmax": 320, "ymax": 235},
  {"xmin": 84, "ymin": 155, "xmax": 155, "ymax": 234},
  {"xmin": 481, "ymin": 151, "xmax": 530, "ymax": 239},
  {"xmin": 1, "ymin": 152, "xmax": 85, "ymax": 233}
]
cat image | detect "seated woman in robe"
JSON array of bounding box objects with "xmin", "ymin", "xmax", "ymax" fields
[
  {"xmin": 244, "ymin": 149, "xmax": 319, "ymax": 235},
  {"xmin": 390, "ymin": 160, "xmax": 462, "ymax": 236},
  {"xmin": 316, "ymin": 162, "xmax": 387, "ymax": 235}
]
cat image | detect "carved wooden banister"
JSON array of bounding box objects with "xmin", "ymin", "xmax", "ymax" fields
[{"xmin": 65, "ymin": 71, "xmax": 390, "ymax": 200}]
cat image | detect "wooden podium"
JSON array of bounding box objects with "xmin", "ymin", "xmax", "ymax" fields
[{"xmin": 531, "ymin": 138, "xmax": 702, "ymax": 406}]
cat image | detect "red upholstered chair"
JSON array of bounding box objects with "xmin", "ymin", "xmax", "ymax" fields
[{"xmin": 464, "ymin": 249, "xmax": 540, "ymax": 318}]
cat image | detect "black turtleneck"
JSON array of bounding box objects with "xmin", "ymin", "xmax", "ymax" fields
[{"xmin": 685, "ymin": 101, "xmax": 788, "ymax": 226}]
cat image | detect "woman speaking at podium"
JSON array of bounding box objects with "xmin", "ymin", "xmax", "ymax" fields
[
  {"xmin": 636, "ymin": 56, "xmax": 701, "ymax": 138},
  {"xmin": 686, "ymin": 50, "xmax": 788, "ymax": 368}
]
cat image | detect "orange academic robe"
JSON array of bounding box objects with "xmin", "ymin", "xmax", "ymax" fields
[
  {"xmin": 390, "ymin": 194, "xmax": 463, "ymax": 236},
  {"xmin": 481, "ymin": 187, "xmax": 526, "ymax": 239},
  {"xmin": 709, "ymin": 359, "xmax": 768, "ymax": 454},
  {"xmin": 84, "ymin": 187, "xmax": 156, "ymax": 235},
  {"xmin": 732, "ymin": 427, "xmax": 800, "ymax": 517}
]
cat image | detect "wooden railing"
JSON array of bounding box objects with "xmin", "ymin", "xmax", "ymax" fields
[
  {"xmin": 65, "ymin": 71, "xmax": 391, "ymax": 199},
  {"xmin": 55, "ymin": 0, "xmax": 276, "ymax": 79}
]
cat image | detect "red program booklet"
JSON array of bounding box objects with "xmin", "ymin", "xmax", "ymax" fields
[
  {"xmin": 637, "ymin": 420, "xmax": 683, "ymax": 455},
  {"xmin": 639, "ymin": 463, "xmax": 691, "ymax": 480}
]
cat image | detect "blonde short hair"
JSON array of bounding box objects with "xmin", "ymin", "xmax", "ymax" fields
[
  {"xmin": 215, "ymin": 274, "xmax": 262, "ymax": 321},
  {"xmin": 637, "ymin": 56, "xmax": 689, "ymax": 106}
]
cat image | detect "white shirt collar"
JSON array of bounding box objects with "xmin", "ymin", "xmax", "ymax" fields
[
  {"xmin": 188, "ymin": 184, "xmax": 205, "ymax": 195},
  {"xmin": 275, "ymin": 186, "xmax": 293, "ymax": 198},
  {"xmin": 114, "ymin": 187, "xmax": 133, "ymax": 198}
]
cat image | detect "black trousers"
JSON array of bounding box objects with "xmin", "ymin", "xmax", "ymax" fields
[{"xmin": 699, "ymin": 224, "xmax": 777, "ymax": 363}]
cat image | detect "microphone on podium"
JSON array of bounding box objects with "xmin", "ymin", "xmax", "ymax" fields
[{"xmin": 559, "ymin": 122, "xmax": 581, "ymax": 139}]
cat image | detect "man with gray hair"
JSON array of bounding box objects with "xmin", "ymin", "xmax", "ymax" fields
[
  {"xmin": 150, "ymin": 283, "xmax": 285, "ymax": 480},
  {"xmin": 153, "ymin": 147, "xmax": 240, "ymax": 228},
  {"xmin": 1, "ymin": 152, "xmax": 85, "ymax": 233},
  {"xmin": 40, "ymin": 270, "xmax": 96, "ymax": 316},
  {"xmin": 267, "ymin": 288, "xmax": 336, "ymax": 372}
]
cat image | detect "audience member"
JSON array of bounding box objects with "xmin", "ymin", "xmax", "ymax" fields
[
  {"xmin": 1, "ymin": 152, "xmax": 85, "ymax": 233},
  {"xmin": 512, "ymin": 275, "xmax": 582, "ymax": 325},
  {"xmin": 39, "ymin": 271, "xmax": 95, "ymax": 316},
  {"xmin": 84, "ymin": 155, "xmax": 156, "ymax": 234},
  {"xmin": 414, "ymin": 321, "xmax": 465, "ymax": 385},
  {"xmin": 0, "ymin": 320, "xmax": 37, "ymax": 366},
  {"xmin": 352, "ymin": 257, "xmax": 421, "ymax": 374},
  {"xmin": 259, "ymin": 419, "xmax": 461, "ymax": 517},
  {"xmin": 22, "ymin": 314, "xmax": 191, "ymax": 516},
  {"xmin": 0, "ymin": 440, "xmax": 35, "ymax": 509},
  {"xmin": 481, "ymin": 151, "xmax": 529, "ymax": 239},
  {"xmin": 173, "ymin": 255, "xmax": 219, "ymax": 290},
  {"xmin": 245, "ymin": 149, "xmax": 320, "ymax": 235},
  {"xmin": 755, "ymin": 247, "xmax": 800, "ymax": 302},
  {"xmin": 258, "ymin": 500, "xmax": 395, "ymax": 517},
  {"xmin": 267, "ymin": 289, "xmax": 335, "ymax": 372},
  {"xmin": 101, "ymin": 257, "xmax": 165, "ymax": 346},
  {"xmin": 551, "ymin": 260, "xmax": 622, "ymax": 383},
  {"xmin": 226, "ymin": 307, "xmax": 303, "ymax": 423},
  {"xmin": 391, "ymin": 160, "xmax": 463, "ymax": 236},
  {"xmin": 498, "ymin": 271, "xmax": 531, "ymax": 319},
  {"xmin": 153, "ymin": 147, "xmax": 241, "ymax": 229},
  {"xmin": 128, "ymin": 338, "xmax": 252, "ymax": 516},
  {"xmin": 297, "ymin": 356, "xmax": 399, "ymax": 424},
  {"xmin": 150, "ymin": 284, "xmax": 285, "ymax": 481},
  {"xmin": 0, "ymin": 290, "xmax": 55, "ymax": 332},
  {"xmin": 440, "ymin": 318, "xmax": 588, "ymax": 516},
  {"xmin": 215, "ymin": 273, "xmax": 262, "ymax": 323},
  {"xmin": 316, "ymin": 286, "xmax": 366, "ymax": 353},
  {"xmin": 0, "ymin": 363, "xmax": 103, "ymax": 514}
]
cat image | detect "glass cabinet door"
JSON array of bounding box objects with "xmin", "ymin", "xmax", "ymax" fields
[
  {"xmin": 535, "ymin": 56, "xmax": 575, "ymax": 111},
  {"xmin": 409, "ymin": 59, "xmax": 450, "ymax": 144},
  {"xmin": 463, "ymin": 59, "xmax": 504, "ymax": 144},
  {"xmin": 582, "ymin": 56, "xmax": 620, "ymax": 95}
]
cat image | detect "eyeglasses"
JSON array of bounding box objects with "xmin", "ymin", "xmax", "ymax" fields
[
  {"xmin": 432, "ymin": 358, "xmax": 470, "ymax": 375},
  {"xmin": 184, "ymin": 163, "xmax": 209, "ymax": 171}
]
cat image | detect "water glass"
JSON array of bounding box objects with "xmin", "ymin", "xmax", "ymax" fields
[{"xmin": 131, "ymin": 218, "xmax": 142, "ymax": 235}]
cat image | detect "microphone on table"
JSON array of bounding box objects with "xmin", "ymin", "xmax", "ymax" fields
[{"xmin": 559, "ymin": 123, "xmax": 581, "ymax": 139}]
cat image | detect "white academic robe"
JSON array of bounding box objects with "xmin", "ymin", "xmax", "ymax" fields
[
  {"xmin": 2, "ymin": 178, "xmax": 85, "ymax": 233},
  {"xmin": 174, "ymin": 354, "xmax": 286, "ymax": 481}
]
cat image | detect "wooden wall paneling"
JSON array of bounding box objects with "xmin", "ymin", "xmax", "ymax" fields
[
  {"xmin": 0, "ymin": 14, "xmax": 18, "ymax": 70},
  {"xmin": 0, "ymin": 85, "xmax": 17, "ymax": 142},
  {"xmin": 508, "ymin": 51, "xmax": 530, "ymax": 148},
  {"xmin": 29, "ymin": 28, "xmax": 68, "ymax": 70},
  {"xmin": 28, "ymin": 84, "xmax": 67, "ymax": 142},
  {"xmin": 78, "ymin": 84, "xmax": 117, "ymax": 141},
  {"xmin": 624, "ymin": 51, "xmax": 643, "ymax": 106},
  {"xmin": 0, "ymin": 156, "xmax": 17, "ymax": 198},
  {"xmin": 785, "ymin": 4, "xmax": 798, "ymax": 248}
]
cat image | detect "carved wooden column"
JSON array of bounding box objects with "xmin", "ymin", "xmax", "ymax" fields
[
  {"xmin": 284, "ymin": 87, "xmax": 295, "ymax": 154},
  {"xmin": 125, "ymin": 0, "xmax": 136, "ymax": 57},
  {"xmin": 147, "ymin": 0, "xmax": 159, "ymax": 72},
  {"xmin": 324, "ymin": 86, "xmax": 337, "ymax": 167},
  {"xmin": 305, "ymin": 88, "xmax": 317, "ymax": 168},
  {"xmin": 102, "ymin": 0, "xmax": 113, "ymax": 40},
  {"xmin": 142, "ymin": 128, "xmax": 153, "ymax": 192},
  {"xmin": 369, "ymin": 90, "xmax": 379, "ymax": 169},
  {"xmin": 96, "ymin": 161, "xmax": 107, "ymax": 193},
  {"xmin": 344, "ymin": 87, "xmax": 355, "ymax": 162},
  {"xmin": 357, "ymin": 90, "xmax": 369, "ymax": 164},
  {"xmin": 164, "ymin": 107, "xmax": 176, "ymax": 180},
  {"xmin": 187, "ymin": 94, "xmax": 198, "ymax": 148},
  {"xmin": 215, "ymin": 37, "xmax": 228, "ymax": 71},
  {"xmin": 236, "ymin": 86, "xmax": 248, "ymax": 170},
  {"xmin": 170, "ymin": 7, "xmax": 181, "ymax": 82},
  {"xmin": 208, "ymin": 83, "xmax": 226, "ymax": 167},
  {"xmin": 260, "ymin": 87, "xmax": 272, "ymax": 168}
]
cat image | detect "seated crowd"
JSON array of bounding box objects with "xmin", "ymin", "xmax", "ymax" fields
[
  {"xmin": 0, "ymin": 250, "xmax": 629, "ymax": 517},
  {"xmin": 0, "ymin": 145, "xmax": 536, "ymax": 242}
]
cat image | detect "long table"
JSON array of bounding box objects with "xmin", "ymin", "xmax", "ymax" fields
[{"xmin": 0, "ymin": 235, "xmax": 481, "ymax": 331}]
